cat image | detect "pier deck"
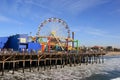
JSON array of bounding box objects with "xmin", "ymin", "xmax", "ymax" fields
[{"xmin": 0, "ymin": 51, "xmax": 106, "ymax": 75}]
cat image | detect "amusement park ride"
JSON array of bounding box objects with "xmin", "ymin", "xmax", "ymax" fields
[
  {"xmin": 0, "ymin": 17, "xmax": 106, "ymax": 76},
  {"xmin": 30, "ymin": 17, "xmax": 79, "ymax": 53}
]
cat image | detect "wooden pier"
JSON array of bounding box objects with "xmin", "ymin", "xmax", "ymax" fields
[{"xmin": 0, "ymin": 51, "xmax": 106, "ymax": 76}]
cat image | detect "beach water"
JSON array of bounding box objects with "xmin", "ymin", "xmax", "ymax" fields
[
  {"xmin": 85, "ymin": 56, "xmax": 120, "ymax": 80},
  {"xmin": 0, "ymin": 55, "xmax": 120, "ymax": 80}
]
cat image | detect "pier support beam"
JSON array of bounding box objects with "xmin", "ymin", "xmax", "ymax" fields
[
  {"xmin": 79, "ymin": 55, "xmax": 81, "ymax": 65},
  {"xmin": 0, "ymin": 52, "xmax": 105, "ymax": 74},
  {"xmin": 69, "ymin": 56, "xmax": 72, "ymax": 67},
  {"xmin": 49, "ymin": 55, "xmax": 52, "ymax": 69},
  {"xmin": 44, "ymin": 59, "xmax": 46, "ymax": 70},
  {"xmin": 63, "ymin": 59, "xmax": 65, "ymax": 68},
  {"xmin": 50, "ymin": 59, "xmax": 51, "ymax": 69},
  {"xmin": 91, "ymin": 55, "xmax": 94, "ymax": 64},
  {"xmin": 89, "ymin": 56, "xmax": 92, "ymax": 64},
  {"xmin": 29, "ymin": 60, "xmax": 32, "ymax": 72},
  {"xmin": 37, "ymin": 60, "xmax": 40, "ymax": 71},
  {"xmin": 2, "ymin": 62, "xmax": 5, "ymax": 76},
  {"xmin": 12, "ymin": 55, "xmax": 15, "ymax": 74},
  {"xmin": 66, "ymin": 55, "xmax": 68, "ymax": 65},
  {"xmin": 22, "ymin": 51, "xmax": 25, "ymax": 73},
  {"xmin": 60, "ymin": 59, "xmax": 62, "ymax": 68},
  {"xmin": 73, "ymin": 55, "xmax": 76, "ymax": 66},
  {"xmin": 55, "ymin": 59, "xmax": 57, "ymax": 69},
  {"xmin": 86, "ymin": 55, "xmax": 88, "ymax": 65},
  {"xmin": 8, "ymin": 62, "xmax": 10, "ymax": 72},
  {"xmin": 12, "ymin": 62, "xmax": 15, "ymax": 74},
  {"xmin": 98, "ymin": 55, "xmax": 101, "ymax": 63},
  {"xmin": 102, "ymin": 54, "xmax": 104, "ymax": 63},
  {"xmin": 23, "ymin": 61, "xmax": 25, "ymax": 73}
]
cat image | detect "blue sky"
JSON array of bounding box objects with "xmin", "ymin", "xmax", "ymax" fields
[{"xmin": 0, "ymin": 0, "xmax": 120, "ymax": 47}]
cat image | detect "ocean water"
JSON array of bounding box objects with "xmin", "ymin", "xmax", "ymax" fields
[
  {"xmin": 85, "ymin": 56, "xmax": 120, "ymax": 80},
  {"xmin": 0, "ymin": 55, "xmax": 120, "ymax": 80}
]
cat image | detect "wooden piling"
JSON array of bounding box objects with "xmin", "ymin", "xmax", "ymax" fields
[
  {"xmin": 95, "ymin": 55, "xmax": 97, "ymax": 64},
  {"xmin": 49, "ymin": 54, "xmax": 52, "ymax": 69},
  {"xmin": 92, "ymin": 55, "xmax": 94, "ymax": 64},
  {"xmin": 93, "ymin": 55, "xmax": 96, "ymax": 64},
  {"xmin": 69, "ymin": 55, "xmax": 72, "ymax": 67},
  {"xmin": 102, "ymin": 54, "xmax": 104, "ymax": 63},
  {"xmin": 55, "ymin": 59, "xmax": 57, "ymax": 69},
  {"xmin": 73, "ymin": 54, "xmax": 76, "ymax": 66},
  {"xmin": 23, "ymin": 61, "xmax": 25, "ymax": 73},
  {"xmin": 0, "ymin": 51, "xmax": 106, "ymax": 74},
  {"xmin": 63, "ymin": 59, "xmax": 65, "ymax": 68},
  {"xmin": 44, "ymin": 59, "xmax": 46, "ymax": 70},
  {"xmin": 37, "ymin": 60, "xmax": 39, "ymax": 71},
  {"xmin": 66, "ymin": 54, "xmax": 68, "ymax": 65},
  {"xmin": 62, "ymin": 54, "xmax": 65, "ymax": 67},
  {"xmin": 23, "ymin": 51, "xmax": 25, "ymax": 73},
  {"xmin": 8, "ymin": 62, "xmax": 10, "ymax": 72},
  {"xmin": 2, "ymin": 62, "xmax": 4, "ymax": 76},
  {"xmin": 12, "ymin": 54, "xmax": 15, "ymax": 74},
  {"xmin": 85, "ymin": 55, "xmax": 88, "ymax": 65},
  {"xmin": 60, "ymin": 54, "xmax": 62, "ymax": 68},
  {"xmin": 98, "ymin": 55, "xmax": 101, "ymax": 63},
  {"xmin": 29, "ymin": 53, "xmax": 32, "ymax": 72},
  {"xmin": 60, "ymin": 58, "xmax": 62, "ymax": 68},
  {"xmin": 12, "ymin": 62, "xmax": 15, "ymax": 74},
  {"xmin": 79, "ymin": 55, "xmax": 81, "ymax": 65}
]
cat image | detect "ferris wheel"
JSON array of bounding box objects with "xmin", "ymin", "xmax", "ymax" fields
[{"xmin": 36, "ymin": 17, "xmax": 70, "ymax": 41}]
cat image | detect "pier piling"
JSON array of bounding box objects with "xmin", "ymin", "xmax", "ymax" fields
[{"xmin": 0, "ymin": 51, "xmax": 106, "ymax": 75}]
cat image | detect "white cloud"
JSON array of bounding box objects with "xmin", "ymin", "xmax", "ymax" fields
[
  {"xmin": 59, "ymin": 0, "xmax": 110, "ymax": 14},
  {"xmin": 21, "ymin": 0, "xmax": 62, "ymax": 15},
  {"xmin": 0, "ymin": 15, "xmax": 23, "ymax": 25},
  {"xmin": 14, "ymin": 0, "xmax": 110, "ymax": 16},
  {"xmin": 0, "ymin": 0, "xmax": 110, "ymax": 21},
  {"xmin": 84, "ymin": 27, "xmax": 107, "ymax": 36},
  {"xmin": 72, "ymin": 27, "xmax": 120, "ymax": 39},
  {"xmin": 0, "ymin": 15, "xmax": 10, "ymax": 22},
  {"xmin": 90, "ymin": 28, "xmax": 120, "ymax": 39}
]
